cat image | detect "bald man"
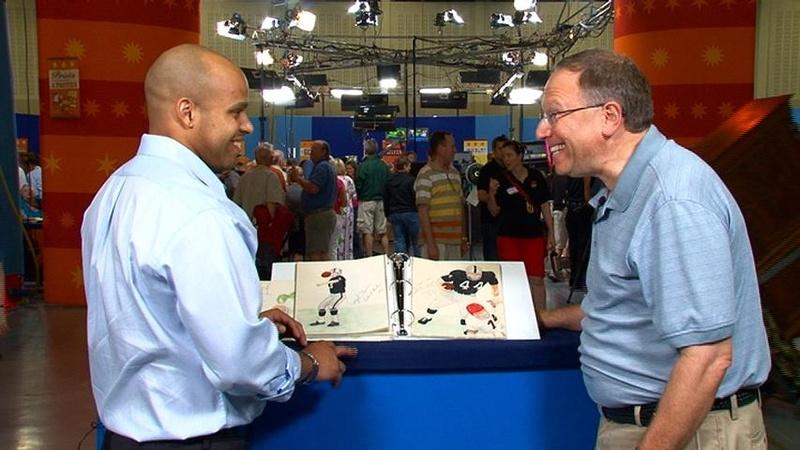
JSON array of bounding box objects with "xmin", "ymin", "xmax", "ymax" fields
[{"xmin": 82, "ymin": 44, "xmax": 355, "ymax": 448}]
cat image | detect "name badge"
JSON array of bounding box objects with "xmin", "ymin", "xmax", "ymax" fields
[{"xmin": 506, "ymin": 187, "xmax": 519, "ymax": 195}]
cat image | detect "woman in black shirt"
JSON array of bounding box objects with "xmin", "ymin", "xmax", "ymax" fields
[{"xmin": 487, "ymin": 140, "xmax": 554, "ymax": 311}]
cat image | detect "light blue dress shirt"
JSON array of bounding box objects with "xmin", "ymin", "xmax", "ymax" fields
[{"xmin": 82, "ymin": 134, "xmax": 301, "ymax": 441}]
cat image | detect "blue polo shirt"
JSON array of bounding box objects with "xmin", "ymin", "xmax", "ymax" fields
[
  {"xmin": 579, "ymin": 126, "xmax": 770, "ymax": 408},
  {"xmin": 301, "ymin": 159, "xmax": 336, "ymax": 214}
]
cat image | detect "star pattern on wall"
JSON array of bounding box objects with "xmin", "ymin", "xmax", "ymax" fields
[
  {"xmin": 692, "ymin": 0, "xmax": 709, "ymax": 9},
  {"xmin": 703, "ymin": 45, "xmax": 724, "ymax": 66},
  {"xmin": 625, "ymin": 1, "xmax": 636, "ymax": 16},
  {"xmin": 690, "ymin": 102, "xmax": 707, "ymax": 119},
  {"xmin": 97, "ymin": 154, "xmax": 118, "ymax": 177},
  {"xmin": 60, "ymin": 212, "xmax": 75, "ymax": 229},
  {"xmin": 720, "ymin": 0, "xmax": 737, "ymax": 7},
  {"xmin": 666, "ymin": 0, "xmax": 681, "ymax": 12},
  {"xmin": 184, "ymin": 0, "xmax": 195, "ymax": 12},
  {"xmin": 642, "ymin": 0, "xmax": 656, "ymax": 13},
  {"xmin": 112, "ymin": 100, "xmax": 129, "ymax": 118},
  {"xmin": 71, "ymin": 267, "xmax": 83, "ymax": 288},
  {"xmin": 43, "ymin": 153, "xmax": 62, "ymax": 174},
  {"xmin": 650, "ymin": 48, "xmax": 669, "ymax": 69},
  {"xmin": 664, "ymin": 103, "xmax": 679, "ymax": 119},
  {"xmin": 122, "ymin": 42, "xmax": 144, "ymax": 64},
  {"xmin": 83, "ymin": 99, "xmax": 100, "ymax": 117},
  {"xmin": 64, "ymin": 38, "xmax": 86, "ymax": 59},
  {"xmin": 163, "ymin": 0, "xmax": 176, "ymax": 9},
  {"xmin": 717, "ymin": 101, "xmax": 734, "ymax": 118}
]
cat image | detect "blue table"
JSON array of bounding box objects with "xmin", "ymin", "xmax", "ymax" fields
[{"xmin": 248, "ymin": 330, "xmax": 599, "ymax": 449}]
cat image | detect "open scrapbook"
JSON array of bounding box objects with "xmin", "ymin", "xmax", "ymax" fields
[{"xmin": 261, "ymin": 255, "xmax": 540, "ymax": 340}]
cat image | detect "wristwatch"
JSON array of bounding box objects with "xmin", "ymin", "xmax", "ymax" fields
[{"xmin": 297, "ymin": 350, "xmax": 319, "ymax": 385}]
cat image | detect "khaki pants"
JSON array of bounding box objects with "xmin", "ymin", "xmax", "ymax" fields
[{"xmin": 596, "ymin": 399, "xmax": 767, "ymax": 450}]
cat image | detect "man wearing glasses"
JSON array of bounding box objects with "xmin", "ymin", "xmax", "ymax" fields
[{"xmin": 537, "ymin": 49, "xmax": 769, "ymax": 449}]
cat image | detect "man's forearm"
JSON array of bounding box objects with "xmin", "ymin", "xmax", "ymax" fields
[
  {"xmin": 417, "ymin": 205, "xmax": 436, "ymax": 248},
  {"xmin": 538, "ymin": 304, "xmax": 583, "ymax": 330},
  {"xmin": 638, "ymin": 339, "xmax": 732, "ymax": 450}
]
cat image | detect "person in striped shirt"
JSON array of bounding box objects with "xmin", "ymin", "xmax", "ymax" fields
[{"xmin": 414, "ymin": 131, "xmax": 467, "ymax": 260}]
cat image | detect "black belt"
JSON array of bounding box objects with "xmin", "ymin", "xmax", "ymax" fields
[
  {"xmin": 104, "ymin": 426, "xmax": 244, "ymax": 449},
  {"xmin": 601, "ymin": 387, "xmax": 760, "ymax": 427}
]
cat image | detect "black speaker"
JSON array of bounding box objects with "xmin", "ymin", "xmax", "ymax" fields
[
  {"xmin": 420, "ymin": 91, "xmax": 468, "ymax": 109},
  {"xmin": 341, "ymin": 94, "xmax": 389, "ymax": 111},
  {"xmin": 298, "ymin": 74, "xmax": 328, "ymax": 86},
  {"xmin": 353, "ymin": 104, "xmax": 398, "ymax": 130},
  {"xmin": 241, "ymin": 68, "xmax": 280, "ymax": 90},
  {"xmin": 459, "ymin": 69, "xmax": 501, "ymax": 84}
]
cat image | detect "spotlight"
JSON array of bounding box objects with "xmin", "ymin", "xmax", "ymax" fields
[
  {"xmin": 355, "ymin": 10, "xmax": 379, "ymax": 27},
  {"xmin": 491, "ymin": 71, "xmax": 524, "ymax": 100},
  {"xmin": 260, "ymin": 16, "xmax": 281, "ymax": 31},
  {"xmin": 254, "ymin": 48, "xmax": 274, "ymax": 66},
  {"xmin": 282, "ymin": 51, "xmax": 303, "ymax": 69},
  {"xmin": 331, "ymin": 89, "xmax": 363, "ymax": 99},
  {"xmin": 489, "ymin": 13, "xmax": 514, "ymax": 29},
  {"xmin": 513, "ymin": 10, "xmax": 542, "ymax": 25},
  {"xmin": 508, "ymin": 87, "xmax": 542, "ymax": 105},
  {"xmin": 347, "ymin": 0, "xmax": 369, "ymax": 14},
  {"xmin": 262, "ymin": 86, "xmax": 295, "ymax": 105},
  {"xmin": 288, "ymin": 8, "xmax": 316, "ymax": 32},
  {"xmin": 502, "ymin": 51, "xmax": 521, "ymax": 66},
  {"xmin": 216, "ymin": 13, "xmax": 247, "ymax": 41},
  {"xmin": 377, "ymin": 64, "xmax": 401, "ymax": 90},
  {"xmin": 434, "ymin": 9, "xmax": 464, "ymax": 27},
  {"xmin": 419, "ymin": 87, "xmax": 452, "ymax": 94},
  {"xmin": 532, "ymin": 51, "xmax": 548, "ymax": 67},
  {"xmin": 514, "ymin": 0, "xmax": 536, "ymax": 11}
]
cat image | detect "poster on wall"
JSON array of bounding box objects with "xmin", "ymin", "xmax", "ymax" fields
[
  {"xmin": 464, "ymin": 139, "xmax": 488, "ymax": 165},
  {"xmin": 48, "ymin": 58, "xmax": 80, "ymax": 119},
  {"xmin": 299, "ymin": 140, "xmax": 314, "ymax": 161},
  {"xmin": 381, "ymin": 139, "xmax": 405, "ymax": 167}
]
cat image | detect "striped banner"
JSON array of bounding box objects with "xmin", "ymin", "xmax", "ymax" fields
[
  {"xmin": 37, "ymin": 0, "xmax": 199, "ymax": 305},
  {"xmin": 613, "ymin": 0, "xmax": 757, "ymax": 148}
]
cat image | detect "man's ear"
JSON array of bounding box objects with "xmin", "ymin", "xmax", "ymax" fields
[
  {"xmin": 600, "ymin": 101, "xmax": 624, "ymax": 138},
  {"xmin": 176, "ymin": 97, "xmax": 195, "ymax": 129}
]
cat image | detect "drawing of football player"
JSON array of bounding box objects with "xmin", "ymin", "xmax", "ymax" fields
[
  {"xmin": 462, "ymin": 302, "xmax": 501, "ymax": 337},
  {"xmin": 310, "ymin": 268, "xmax": 346, "ymax": 327},
  {"xmin": 417, "ymin": 265, "xmax": 499, "ymax": 325}
]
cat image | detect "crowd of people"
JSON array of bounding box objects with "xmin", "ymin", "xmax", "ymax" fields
[{"xmin": 80, "ymin": 43, "xmax": 770, "ymax": 449}]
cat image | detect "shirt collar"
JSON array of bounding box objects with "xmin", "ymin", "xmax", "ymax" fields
[
  {"xmin": 594, "ymin": 125, "xmax": 666, "ymax": 214},
  {"xmin": 137, "ymin": 134, "xmax": 226, "ymax": 198}
]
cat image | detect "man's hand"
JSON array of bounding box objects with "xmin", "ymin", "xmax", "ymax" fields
[
  {"xmin": 302, "ymin": 341, "xmax": 358, "ymax": 388},
  {"xmin": 488, "ymin": 178, "xmax": 499, "ymax": 196},
  {"xmin": 427, "ymin": 244, "xmax": 440, "ymax": 260},
  {"xmin": 460, "ymin": 239, "xmax": 469, "ymax": 256},
  {"xmin": 260, "ymin": 308, "xmax": 307, "ymax": 346}
]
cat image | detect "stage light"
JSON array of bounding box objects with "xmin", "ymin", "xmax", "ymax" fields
[
  {"xmin": 419, "ymin": 87, "xmax": 452, "ymax": 94},
  {"xmin": 262, "ymin": 86, "xmax": 295, "ymax": 105},
  {"xmin": 348, "ymin": 1, "xmax": 368, "ymax": 14},
  {"xmin": 356, "ymin": 10, "xmax": 379, "ymax": 27},
  {"xmin": 216, "ymin": 13, "xmax": 247, "ymax": 41},
  {"xmin": 434, "ymin": 9, "xmax": 464, "ymax": 27},
  {"xmin": 331, "ymin": 89, "xmax": 363, "ymax": 99},
  {"xmin": 532, "ymin": 51, "xmax": 548, "ymax": 67},
  {"xmin": 260, "ymin": 16, "xmax": 280, "ymax": 31},
  {"xmin": 508, "ymin": 87, "xmax": 542, "ymax": 105},
  {"xmin": 254, "ymin": 48, "xmax": 273, "ymax": 66},
  {"xmin": 288, "ymin": 9, "xmax": 316, "ymax": 32},
  {"xmin": 514, "ymin": 10, "xmax": 542, "ymax": 25},
  {"xmin": 490, "ymin": 13, "xmax": 514, "ymax": 29},
  {"xmin": 491, "ymin": 71, "xmax": 524, "ymax": 101},
  {"xmin": 377, "ymin": 64, "xmax": 401, "ymax": 90},
  {"xmin": 502, "ymin": 51, "xmax": 521, "ymax": 66},
  {"xmin": 282, "ymin": 51, "xmax": 303, "ymax": 69},
  {"xmin": 514, "ymin": 0, "xmax": 536, "ymax": 11}
]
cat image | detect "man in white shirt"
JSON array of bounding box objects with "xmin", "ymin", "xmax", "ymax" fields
[{"xmin": 82, "ymin": 44, "xmax": 355, "ymax": 448}]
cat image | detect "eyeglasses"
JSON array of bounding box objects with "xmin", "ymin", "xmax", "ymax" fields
[{"xmin": 539, "ymin": 103, "xmax": 606, "ymax": 127}]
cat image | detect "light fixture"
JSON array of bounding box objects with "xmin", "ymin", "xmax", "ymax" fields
[
  {"xmin": 502, "ymin": 51, "xmax": 521, "ymax": 66},
  {"xmin": 262, "ymin": 86, "xmax": 295, "ymax": 105},
  {"xmin": 260, "ymin": 16, "xmax": 281, "ymax": 31},
  {"xmin": 434, "ymin": 9, "xmax": 464, "ymax": 27},
  {"xmin": 288, "ymin": 8, "xmax": 316, "ymax": 32},
  {"xmin": 419, "ymin": 87, "xmax": 452, "ymax": 94},
  {"xmin": 331, "ymin": 88, "xmax": 364, "ymax": 99},
  {"xmin": 356, "ymin": 10, "xmax": 379, "ymax": 28},
  {"xmin": 491, "ymin": 71, "xmax": 524, "ymax": 101},
  {"xmin": 489, "ymin": 13, "xmax": 514, "ymax": 29},
  {"xmin": 532, "ymin": 51, "xmax": 548, "ymax": 67},
  {"xmin": 282, "ymin": 51, "xmax": 303, "ymax": 69},
  {"xmin": 377, "ymin": 64, "xmax": 401, "ymax": 90},
  {"xmin": 216, "ymin": 13, "xmax": 247, "ymax": 41},
  {"xmin": 347, "ymin": 0, "xmax": 368, "ymax": 14},
  {"xmin": 514, "ymin": 0, "xmax": 536, "ymax": 11},
  {"xmin": 508, "ymin": 87, "xmax": 542, "ymax": 105},
  {"xmin": 513, "ymin": 10, "xmax": 542, "ymax": 25},
  {"xmin": 254, "ymin": 48, "xmax": 274, "ymax": 66}
]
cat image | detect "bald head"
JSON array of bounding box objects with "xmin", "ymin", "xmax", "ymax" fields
[{"xmin": 145, "ymin": 44, "xmax": 244, "ymax": 133}]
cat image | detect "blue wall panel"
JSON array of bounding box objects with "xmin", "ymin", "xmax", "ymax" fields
[
  {"xmin": 272, "ymin": 115, "xmax": 312, "ymax": 161},
  {"xmin": 475, "ymin": 115, "xmax": 511, "ymax": 144},
  {"xmin": 15, "ymin": 113, "xmax": 39, "ymax": 153},
  {"xmin": 311, "ymin": 116, "xmax": 367, "ymax": 159},
  {"xmin": 395, "ymin": 116, "xmax": 475, "ymax": 161}
]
